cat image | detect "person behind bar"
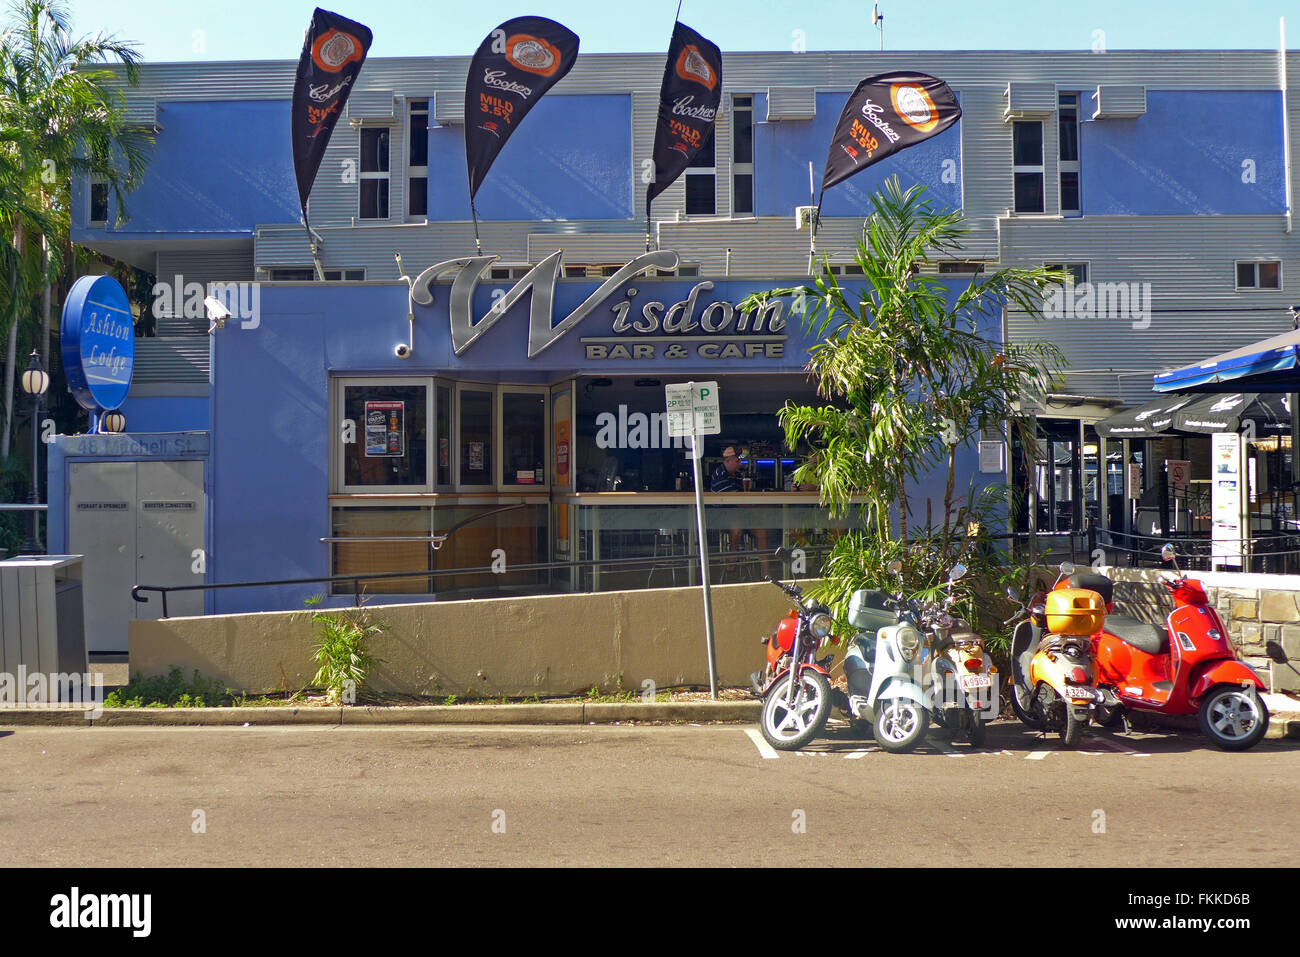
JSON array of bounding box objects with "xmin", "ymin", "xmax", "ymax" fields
[{"xmin": 710, "ymin": 444, "xmax": 744, "ymax": 492}]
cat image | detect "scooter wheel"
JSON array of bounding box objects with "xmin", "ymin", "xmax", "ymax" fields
[
  {"xmin": 874, "ymin": 698, "xmax": 929, "ymax": 754},
  {"xmin": 966, "ymin": 709, "xmax": 987, "ymax": 748},
  {"xmin": 760, "ymin": 670, "xmax": 832, "ymax": 751},
  {"xmin": 1197, "ymin": 685, "xmax": 1269, "ymax": 751},
  {"xmin": 1061, "ymin": 705, "xmax": 1089, "ymax": 748}
]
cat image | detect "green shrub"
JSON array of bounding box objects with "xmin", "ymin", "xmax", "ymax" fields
[
  {"xmin": 307, "ymin": 598, "xmax": 385, "ymax": 704},
  {"xmin": 103, "ymin": 667, "xmax": 226, "ymax": 708}
]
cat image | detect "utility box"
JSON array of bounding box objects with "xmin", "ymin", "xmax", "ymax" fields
[{"xmin": 0, "ymin": 556, "xmax": 89, "ymax": 687}]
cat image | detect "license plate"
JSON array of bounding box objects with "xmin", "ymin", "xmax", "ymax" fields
[
  {"xmin": 959, "ymin": 674, "xmax": 991, "ymax": 690},
  {"xmin": 1064, "ymin": 686, "xmax": 1095, "ymax": 701}
]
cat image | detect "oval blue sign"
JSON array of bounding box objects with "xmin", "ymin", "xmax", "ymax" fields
[{"xmin": 61, "ymin": 275, "xmax": 135, "ymax": 412}]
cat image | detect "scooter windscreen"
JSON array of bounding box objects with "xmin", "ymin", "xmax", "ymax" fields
[{"xmin": 1010, "ymin": 620, "xmax": 1038, "ymax": 697}]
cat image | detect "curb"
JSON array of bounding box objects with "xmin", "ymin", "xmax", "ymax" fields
[{"xmin": 0, "ymin": 700, "xmax": 762, "ymax": 727}]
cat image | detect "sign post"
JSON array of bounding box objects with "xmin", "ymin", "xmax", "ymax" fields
[{"xmin": 666, "ymin": 381, "xmax": 721, "ymax": 698}]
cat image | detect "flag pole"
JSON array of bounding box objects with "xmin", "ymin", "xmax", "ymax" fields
[
  {"xmin": 470, "ymin": 197, "xmax": 482, "ymax": 256},
  {"xmin": 303, "ymin": 207, "xmax": 325, "ymax": 281}
]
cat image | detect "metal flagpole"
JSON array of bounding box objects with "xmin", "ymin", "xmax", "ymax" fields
[
  {"xmin": 470, "ymin": 198, "xmax": 483, "ymax": 256},
  {"xmin": 689, "ymin": 430, "xmax": 719, "ymax": 698},
  {"xmin": 303, "ymin": 208, "xmax": 325, "ymax": 281}
]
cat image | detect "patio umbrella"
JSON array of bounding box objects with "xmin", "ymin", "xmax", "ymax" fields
[
  {"xmin": 1094, "ymin": 393, "xmax": 1199, "ymax": 438},
  {"xmin": 1171, "ymin": 392, "xmax": 1290, "ymax": 435}
]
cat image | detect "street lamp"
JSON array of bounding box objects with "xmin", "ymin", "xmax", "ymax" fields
[{"xmin": 19, "ymin": 350, "xmax": 49, "ymax": 555}]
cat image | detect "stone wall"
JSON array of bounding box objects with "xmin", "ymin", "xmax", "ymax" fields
[{"xmin": 1101, "ymin": 567, "xmax": 1299, "ymax": 693}]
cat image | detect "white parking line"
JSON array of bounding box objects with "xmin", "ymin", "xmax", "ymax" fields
[
  {"xmin": 1090, "ymin": 735, "xmax": 1150, "ymax": 757},
  {"xmin": 744, "ymin": 728, "xmax": 781, "ymax": 759},
  {"xmin": 931, "ymin": 739, "xmax": 965, "ymax": 758},
  {"xmin": 1026, "ymin": 749, "xmax": 1054, "ymax": 760},
  {"xmin": 843, "ymin": 748, "xmax": 877, "ymax": 759}
]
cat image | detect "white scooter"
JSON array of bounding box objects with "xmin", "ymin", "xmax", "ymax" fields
[{"xmin": 840, "ymin": 560, "xmax": 958, "ymax": 753}]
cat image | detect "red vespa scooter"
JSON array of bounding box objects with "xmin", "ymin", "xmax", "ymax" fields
[{"xmin": 1073, "ymin": 544, "xmax": 1269, "ymax": 751}]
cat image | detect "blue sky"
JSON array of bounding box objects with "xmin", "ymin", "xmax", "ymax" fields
[{"xmin": 61, "ymin": 0, "xmax": 1294, "ymax": 62}]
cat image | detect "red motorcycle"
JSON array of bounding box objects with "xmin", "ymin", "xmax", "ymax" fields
[{"xmin": 1068, "ymin": 545, "xmax": 1269, "ymax": 751}]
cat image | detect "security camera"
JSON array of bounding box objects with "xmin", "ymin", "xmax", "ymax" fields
[
  {"xmin": 394, "ymin": 343, "xmax": 412, "ymax": 359},
  {"xmin": 203, "ymin": 296, "xmax": 232, "ymax": 333}
]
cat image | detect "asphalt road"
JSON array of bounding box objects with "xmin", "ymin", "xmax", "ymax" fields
[{"xmin": 2, "ymin": 720, "xmax": 1297, "ymax": 867}]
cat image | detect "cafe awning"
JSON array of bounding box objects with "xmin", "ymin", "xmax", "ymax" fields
[{"xmin": 1153, "ymin": 328, "xmax": 1300, "ymax": 393}]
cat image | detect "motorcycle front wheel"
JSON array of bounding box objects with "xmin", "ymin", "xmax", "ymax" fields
[
  {"xmin": 874, "ymin": 698, "xmax": 929, "ymax": 754},
  {"xmin": 1061, "ymin": 704, "xmax": 1089, "ymax": 748},
  {"xmin": 760, "ymin": 670, "xmax": 832, "ymax": 751}
]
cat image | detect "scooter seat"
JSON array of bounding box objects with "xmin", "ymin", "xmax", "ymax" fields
[{"xmin": 1105, "ymin": 615, "xmax": 1168, "ymax": 655}]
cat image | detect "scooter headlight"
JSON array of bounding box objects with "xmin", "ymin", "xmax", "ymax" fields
[
  {"xmin": 809, "ymin": 613, "xmax": 833, "ymax": 639},
  {"xmin": 898, "ymin": 625, "xmax": 921, "ymax": 661}
]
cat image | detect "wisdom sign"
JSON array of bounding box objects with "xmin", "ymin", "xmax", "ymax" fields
[{"xmin": 665, "ymin": 381, "xmax": 720, "ymax": 436}]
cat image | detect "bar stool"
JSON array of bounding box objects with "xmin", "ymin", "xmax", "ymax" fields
[{"xmin": 647, "ymin": 527, "xmax": 687, "ymax": 588}]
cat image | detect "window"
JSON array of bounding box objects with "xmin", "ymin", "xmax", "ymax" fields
[
  {"xmin": 1045, "ymin": 262, "xmax": 1088, "ymax": 286},
  {"xmin": 731, "ymin": 94, "xmax": 754, "ymax": 216},
  {"xmin": 489, "ymin": 266, "xmax": 533, "ymax": 280},
  {"xmin": 685, "ymin": 128, "xmax": 716, "ymax": 215},
  {"xmin": 458, "ymin": 387, "xmax": 495, "ymax": 486},
  {"xmin": 824, "ymin": 263, "xmax": 865, "ymax": 276},
  {"xmin": 269, "ymin": 268, "xmax": 364, "ymax": 281},
  {"xmin": 938, "ymin": 261, "xmax": 984, "ymax": 274},
  {"xmin": 1236, "ymin": 261, "xmax": 1282, "ymax": 290},
  {"xmin": 1058, "ymin": 93, "xmax": 1081, "ymax": 216},
  {"xmin": 502, "ymin": 391, "xmax": 548, "ymax": 486},
  {"xmin": 435, "ymin": 383, "xmax": 451, "ymax": 486},
  {"xmin": 340, "ymin": 381, "xmax": 429, "ymax": 490},
  {"xmin": 89, "ymin": 175, "xmax": 108, "ymax": 224},
  {"xmin": 1012, "ymin": 121, "xmax": 1044, "ymax": 213},
  {"xmin": 408, "ymin": 99, "xmax": 428, "ymax": 220},
  {"xmin": 359, "ymin": 127, "xmax": 390, "ymax": 220}
]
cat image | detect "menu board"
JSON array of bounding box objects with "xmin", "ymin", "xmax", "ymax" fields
[
  {"xmin": 365, "ymin": 401, "xmax": 404, "ymax": 457},
  {"xmin": 1211, "ymin": 432, "xmax": 1243, "ymax": 569}
]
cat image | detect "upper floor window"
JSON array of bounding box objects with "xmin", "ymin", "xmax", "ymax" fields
[
  {"xmin": 938, "ymin": 261, "xmax": 984, "ymax": 274},
  {"xmin": 1045, "ymin": 261, "xmax": 1088, "ymax": 285},
  {"xmin": 732, "ymin": 94, "xmax": 754, "ymax": 216},
  {"xmin": 89, "ymin": 175, "xmax": 108, "ymax": 224},
  {"xmin": 1012, "ymin": 121, "xmax": 1044, "ymax": 213},
  {"xmin": 1058, "ymin": 93, "xmax": 1081, "ymax": 216},
  {"xmin": 408, "ymin": 99, "xmax": 428, "ymax": 220},
  {"xmin": 359, "ymin": 127, "xmax": 390, "ymax": 220},
  {"xmin": 1236, "ymin": 261, "xmax": 1281, "ymax": 290},
  {"xmin": 268, "ymin": 268, "xmax": 365, "ymax": 281},
  {"xmin": 685, "ymin": 128, "xmax": 716, "ymax": 216}
]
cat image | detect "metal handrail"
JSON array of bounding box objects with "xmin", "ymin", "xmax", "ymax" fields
[
  {"xmin": 131, "ymin": 545, "xmax": 833, "ymax": 618},
  {"xmin": 0, "ymin": 504, "xmax": 47, "ymax": 511}
]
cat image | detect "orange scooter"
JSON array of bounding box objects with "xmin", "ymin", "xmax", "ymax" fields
[{"xmin": 1069, "ymin": 545, "xmax": 1269, "ymax": 751}]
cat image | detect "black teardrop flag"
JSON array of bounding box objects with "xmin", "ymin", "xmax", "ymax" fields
[
  {"xmin": 821, "ymin": 71, "xmax": 960, "ymax": 198},
  {"xmin": 291, "ymin": 8, "xmax": 373, "ymax": 219},
  {"xmin": 464, "ymin": 17, "xmax": 580, "ymax": 203},
  {"xmin": 647, "ymin": 21, "xmax": 722, "ymax": 208}
]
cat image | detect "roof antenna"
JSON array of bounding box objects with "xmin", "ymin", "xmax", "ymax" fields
[{"xmin": 873, "ymin": 3, "xmax": 884, "ymax": 51}]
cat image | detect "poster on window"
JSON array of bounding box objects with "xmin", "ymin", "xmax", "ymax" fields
[
  {"xmin": 468, "ymin": 442, "xmax": 485, "ymax": 471},
  {"xmin": 365, "ymin": 401, "xmax": 404, "ymax": 457}
]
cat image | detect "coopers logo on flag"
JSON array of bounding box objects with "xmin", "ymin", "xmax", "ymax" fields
[
  {"xmin": 676, "ymin": 44, "xmax": 717, "ymax": 89},
  {"xmin": 822, "ymin": 71, "xmax": 960, "ymax": 195},
  {"xmin": 311, "ymin": 26, "xmax": 365, "ymax": 72},
  {"xmin": 505, "ymin": 34, "xmax": 563, "ymax": 76}
]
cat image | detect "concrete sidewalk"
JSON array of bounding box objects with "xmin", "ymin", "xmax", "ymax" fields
[{"xmin": 0, "ymin": 699, "xmax": 764, "ymax": 727}]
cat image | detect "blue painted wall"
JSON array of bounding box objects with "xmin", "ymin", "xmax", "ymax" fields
[
  {"xmin": 119, "ymin": 395, "xmax": 210, "ymax": 433},
  {"xmin": 429, "ymin": 94, "xmax": 634, "ymax": 221},
  {"xmin": 755, "ymin": 92, "xmax": 963, "ymax": 218},
  {"xmin": 1080, "ymin": 91, "xmax": 1286, "ymax": 215},
  {"xmin": 72, "ymin": 100, "xmax": 300, "ymax": 237},
  {"xmin": 207, "ymin": 274, "xmax": 999, "ymax": 613}
]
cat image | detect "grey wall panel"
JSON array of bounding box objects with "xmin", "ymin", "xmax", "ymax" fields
[
  {"xmin": 155, "ymin": 247, "xmax": 255, "ymax": 286},
  {"xmin": 767, "ymin": 87, "xmax": 816, "ymax": 120}
]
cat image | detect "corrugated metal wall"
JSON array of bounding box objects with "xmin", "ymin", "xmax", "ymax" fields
[{"xmin": 100, "ymin": 49, "xmax": 1300, "ymax": 402}]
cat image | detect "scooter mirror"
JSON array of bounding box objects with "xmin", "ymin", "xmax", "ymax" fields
[
  {"xmin": 1006, "ymin": 586, "xmax": 1020, "ymax": 602},
  {"xmin": 949, "ymin": 563, "xmax": 967, "ymax": 583},
  {"xmin": 774, "ymin": 546, "xmax": 791, "ymax": 561},
  {"xmin": 1059, "ymin": 562, "xmax": 1075, "ymax": 577},
  {"xmin": 887, "ymin": 560, "xmax": 903, "ymax": 576},
  {"xmin": 1160, "ymin": 544, "xmax": 1176, "ymax": 563},
  {"xmin": 1265, "ymin": 639, "xmax": 1290, "ymax": 664}
]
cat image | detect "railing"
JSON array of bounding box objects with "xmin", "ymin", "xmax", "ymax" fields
[
  {"xmin": 131, "ymin": 545, "xmax": 833, "ymax": 619},
  {"xmin": 1088, "ymin": 526, "xmax": 1300, "ymax": 574}
]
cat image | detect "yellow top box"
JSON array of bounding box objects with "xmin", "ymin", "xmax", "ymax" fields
[{"xmin": 1045, "ymin": 588, "xmax": 1106, "ymax": 636}]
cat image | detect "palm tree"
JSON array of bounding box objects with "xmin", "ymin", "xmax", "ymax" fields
[
  {"xmin": 0, "ymin": 0, "xmax": 151, "ymax": 457},
  {"xmin": 741, "ymin": 176, "xmax": 1065, "ymax": 620}
]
